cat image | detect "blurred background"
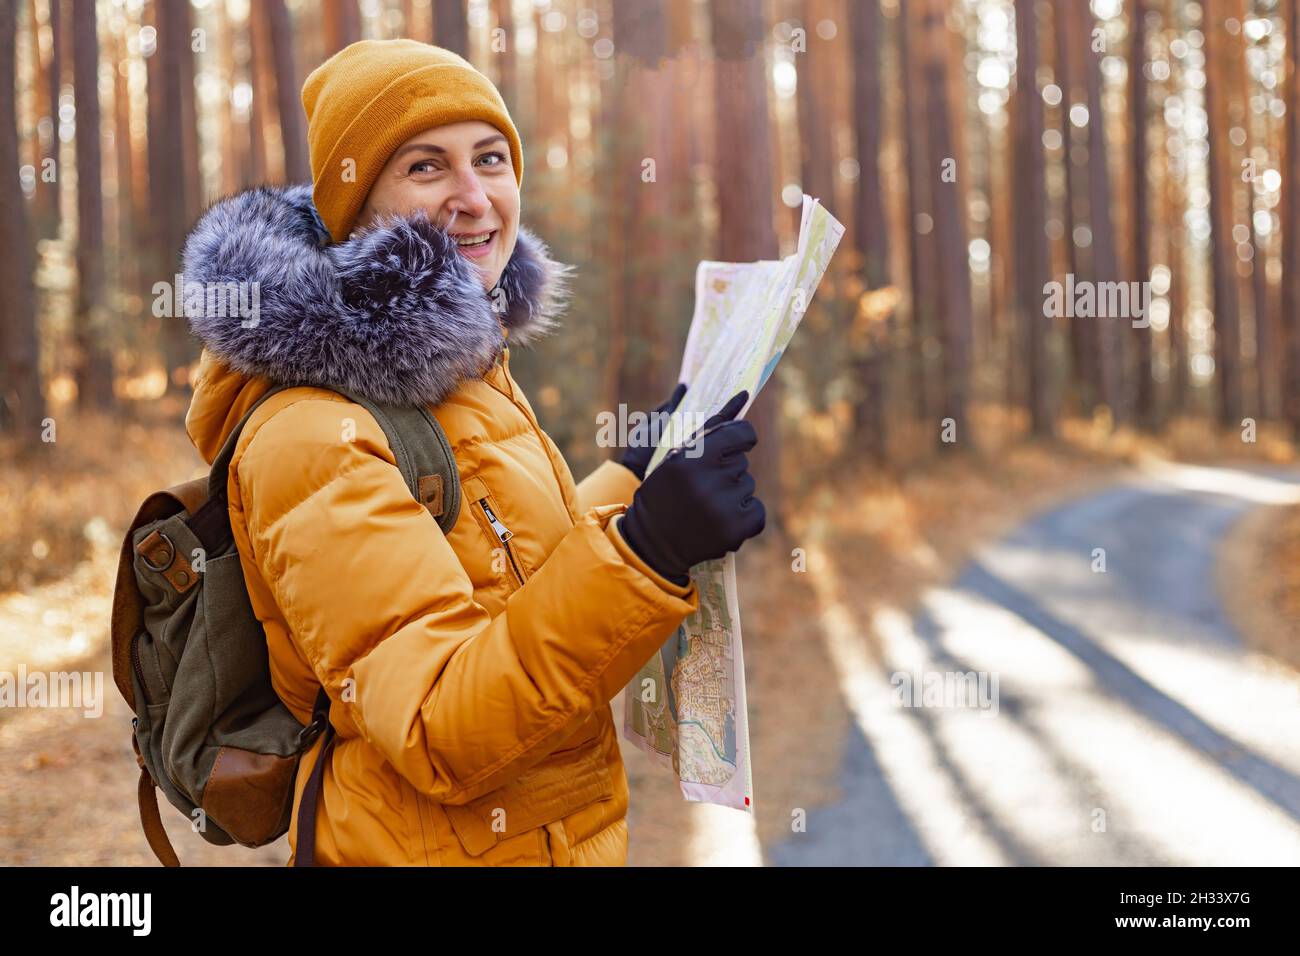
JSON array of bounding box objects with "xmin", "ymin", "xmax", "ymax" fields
[{"xmin": 2, "ymin": 0, "xmax": 1299, "ymax": 867}]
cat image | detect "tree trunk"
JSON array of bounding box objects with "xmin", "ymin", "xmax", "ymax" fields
[
  {"xmin": 709, "ymin": 0, "xmax": 784, "ymax": 526},
  {"xmin": 433, "ymin": 0, "xmax": 468, "ymax": 58},
  {"xmin": 153, "ymin": 0, "xmax": 198, "ymax": 392},
  {"xmin": 848, "ymin": 0, "xmax": 889, "ymax": 460},
  {"xmin": 266, "ymin": 0, "xmax": 310, "ymax": 184},
  {"xmin": 1165, "ymin": 128, "xmax": 1189, "ymax": 417},
  {"xmin": 1283, "ymin": 0, "xmax": 1300, "ymax": 434},
  {"xmin": 248, "ymin": 0, "xmax": 276, "ymax": 184},
  {"xmin": 1203, "ymin": 0, "xmax": 1243, "ymax": 427},
  {"xmin": 1231, "ymin": 0, "xmax": 1273, "ymax": 419},
  {"xmin": 217, "ymin": 3, "xmax": 243, "ymax": 194},
  {"xmin": 112, "ymin": 11, "xmax": 138, "ymax": 312},
  {"xmin": 322, "ymin": 0, "xmax": 361, "ymax": 58},
  {"xmin": 920, "ymin": 0, "xmax": 970, "ymax": 450},
  {"xmin": 1129, "ymin": 0, "xmax": 1155, "ymax": 427},
  {"xmin": 1162, "ymin": 0, "xmax": 1188, "ymax": 418},
  {"xmin": 795, "ymin": 0, "xmax": 836, "ymax": 209},
  {"xmin": 179, "ymin": 4, "xmax": 200, "ymax": 217},
  {"xmin": 0, "ymin": 0, "xmax": 45, "ymax": 437},
  {"xmin": 606, "ymin": 1, "xmax": 688, "ymax": 418},
  {"xmin": 899, "ymin": 0, "xmax": 935, "ymax": 424},
  {"xmin": 1054, "ymin": 0, "xmax": 1095, "ymax": 414},
  {"xmin": 31, "ymin": 0, "xmax": 61, "ymax": 237},
  {"xmin": 72, "ymin": 0, "xmax": 114, "ymax": 407},
  {"xmin": 1013, "ymin": 0, "xmax": 1052, "ymax": 437},
  {"xmin": 1081, "ymin": 5, "xmax": 1125, "ymax": 424}
]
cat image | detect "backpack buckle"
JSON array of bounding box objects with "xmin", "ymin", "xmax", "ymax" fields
[
  {"xmin": 297, "ymin": 688, "xmax": 334, "ymax": 750},
  {"xmin": 298, "ymin": 719, "xmax": 326, "ymax": 750},
  {"xmin": 139, "ymin": 531, "xmax": 176, "ymax": 572}
]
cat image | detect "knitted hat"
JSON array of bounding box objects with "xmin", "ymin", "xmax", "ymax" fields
[{"xmin": 301, "ymin": 39, "xmax": 524, "ymax": 243}]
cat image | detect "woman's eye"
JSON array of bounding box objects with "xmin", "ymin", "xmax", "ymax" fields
[{"xmin": 408, "ymin": 153, "xmax": 503, "ymax": 174}]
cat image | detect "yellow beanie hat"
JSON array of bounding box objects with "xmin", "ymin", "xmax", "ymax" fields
[{"xmin": 301, "ymin": 39, "xmax": 524, "ymax": 243}]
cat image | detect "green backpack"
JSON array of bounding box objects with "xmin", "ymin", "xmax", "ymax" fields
[{"xmin": 109, "ymin": 383, "xmax": 461, "ymax": 866}]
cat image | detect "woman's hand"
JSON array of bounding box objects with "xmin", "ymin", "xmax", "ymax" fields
[
  {"xmin": 617, "ymin": 382, "xmax": 688, "ymax": 481},
  {"xmin": 617, "ymin": 390, "xmax": 766, "ymax": 585}
]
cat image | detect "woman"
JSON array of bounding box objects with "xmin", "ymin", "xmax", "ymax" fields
[{"xmin": 180, "ymin": 39, "xmax": 765, "ymax": 865}]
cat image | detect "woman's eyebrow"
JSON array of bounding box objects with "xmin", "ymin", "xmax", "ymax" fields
[{"xmin": 392, "ymin": 134, "xmax": 508, "ymax": 160}]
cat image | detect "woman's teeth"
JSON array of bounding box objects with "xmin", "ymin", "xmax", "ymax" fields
[{"xmin": 455, "ymin": 233, "xmax": 492, "ymax": 246}]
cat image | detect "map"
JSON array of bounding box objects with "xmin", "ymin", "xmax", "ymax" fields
[{"xmin": 621, "ymin": 194, "xmax": 845, "ymax": 810}]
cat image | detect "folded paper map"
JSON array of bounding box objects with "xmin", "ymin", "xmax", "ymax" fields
[{"xmin": 621, "ymin": 194, "xmax": 845, "ymax": 809}]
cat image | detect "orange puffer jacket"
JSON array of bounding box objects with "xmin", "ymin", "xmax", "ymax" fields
[{"xmin": 180, "ymin": 185, "xmax": 697, "ymax": 865}]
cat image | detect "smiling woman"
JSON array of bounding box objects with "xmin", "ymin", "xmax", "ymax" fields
[{"xmin": 166, "ymin": 36, "xmax": 767, "ymax": 869}]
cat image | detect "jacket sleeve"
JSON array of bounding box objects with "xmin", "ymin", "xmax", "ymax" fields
[
  {"xmin": 234, "ymin": 396, "xmax": 697, "ymax": 806},
  {"xmin": 574, "ymin": 458, "xmax": 642, "ymax": 513}
]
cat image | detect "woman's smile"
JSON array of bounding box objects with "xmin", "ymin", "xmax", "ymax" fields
[{"xmin": 450, "ymin": 228, "xmax": 498, "ymax": 260}]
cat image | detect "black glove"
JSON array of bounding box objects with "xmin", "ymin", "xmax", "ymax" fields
[
  {"xmin": 617, "ymin": 390, "xmax": 766, "ymax": 586},
  {"xmin": 618, "ymin": 382, "xmax": 687, "ymax": 482}
]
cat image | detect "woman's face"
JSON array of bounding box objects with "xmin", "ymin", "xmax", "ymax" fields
[{"xmin": 355, "ymin": 119, "xmax": 519, "ymax": 292}]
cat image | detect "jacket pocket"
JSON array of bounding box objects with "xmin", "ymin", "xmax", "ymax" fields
[
  {"xmin": 436, "ymin": 731, "xmax": 613, "ymax": 858},
  {"xmin": 463, "ymin": 475, "xmax": 530, "ymax": 591}
]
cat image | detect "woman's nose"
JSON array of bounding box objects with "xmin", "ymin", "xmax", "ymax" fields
[{"xmin": 445, "ymin": 166, "xmax": 492, "ymax": 221}]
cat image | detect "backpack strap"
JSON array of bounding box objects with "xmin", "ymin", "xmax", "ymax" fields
[
  {"xmin": 199, "ymin": 382, "xmax": 461, "ymax": 867},
  {"xmin": 206, "ymin": 383, "xmax": 295, "ymax": 503},
  {"xmin": 206, "ymin": 384, "xmax": 461, "ymax": 534},
  {"xmin": 132, "ymin": 728, "xmax": 181, "ymax": 867},
  {"xmin": 294, "ymin": 686, "xmax": 335, "ymax": 867},
  {"xmin": 282, "ymin": 392, "xmax": 462, "ymax": 865},
  {"xmin": 327, "ymin": 387, "xmax": 462, "ymax": 535}
]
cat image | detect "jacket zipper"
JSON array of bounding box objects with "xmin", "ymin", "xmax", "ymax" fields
[
  {"xmin": 487, "ymin": 351, "xmax": 578, "ymax": 519},
  {"xmin": 479, "ymin": 497, "xmax": 526, "ymax": 588}
]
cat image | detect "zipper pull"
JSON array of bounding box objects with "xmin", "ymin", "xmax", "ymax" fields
[{"xmin": 480, "ymin": 499, "xmax": 513, "ymax": 542}]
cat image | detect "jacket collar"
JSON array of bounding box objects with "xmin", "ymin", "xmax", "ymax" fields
[{"xmin": 180, "ymin": 183, "xmax": 571, "ymax": 407}]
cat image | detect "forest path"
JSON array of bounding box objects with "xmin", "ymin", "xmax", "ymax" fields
[{"xmin": 769, "ymin": 462, "xmax": 1300, "ymax": 865}]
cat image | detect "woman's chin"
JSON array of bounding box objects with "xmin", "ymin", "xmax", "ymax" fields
[{"xmin": 476, "ymin": 263, "xmax": 504, "ymax": 292}]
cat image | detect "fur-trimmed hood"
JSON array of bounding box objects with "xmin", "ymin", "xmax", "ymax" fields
[{"xmin": 180, "ymin": 183, "xmax": 571, "ymax": 408}]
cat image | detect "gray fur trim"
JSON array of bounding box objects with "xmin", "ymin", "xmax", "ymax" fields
[{"xmin": 180, "ymin": 183, "xmax": 572, "ymax": 407}]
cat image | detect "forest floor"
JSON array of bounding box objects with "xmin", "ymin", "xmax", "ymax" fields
[
  {"xmin": 1219, "ymin": 497, "xmax": 1300, "ymax": 675},
  {"xmin": 0, "ymin": 400, "xmax": 1296, "ymax": 865}
]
